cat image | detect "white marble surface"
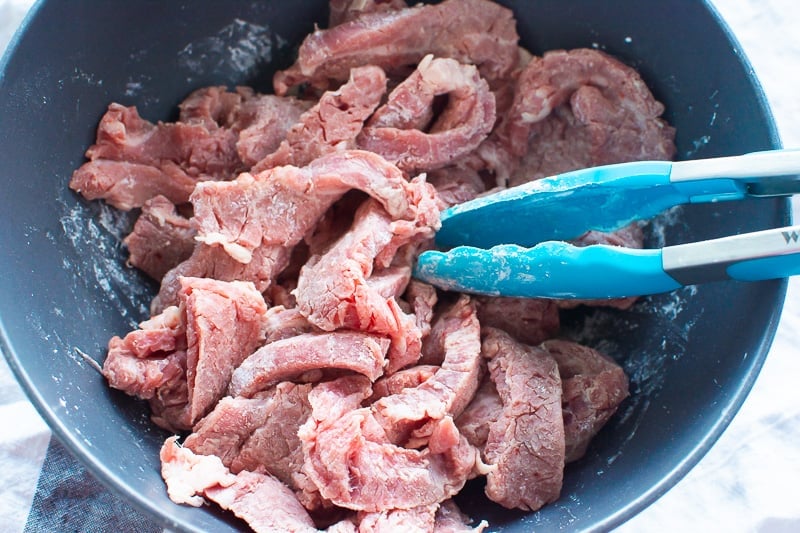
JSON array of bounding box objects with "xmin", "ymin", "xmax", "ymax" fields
[{"xmin": 2, "ymin": 1, "xmax": 800, "ymax": 531}]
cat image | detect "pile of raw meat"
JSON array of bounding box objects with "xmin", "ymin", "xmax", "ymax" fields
[{"xmin": 69, "ymin": 0, "xmax": 676, "ymax": 531}]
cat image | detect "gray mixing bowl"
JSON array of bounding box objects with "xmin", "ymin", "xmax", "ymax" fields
[{"xmin": 0, "ymin": 0, "xmax": 789, "ymax": 531}]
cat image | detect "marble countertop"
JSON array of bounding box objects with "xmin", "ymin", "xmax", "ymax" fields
[{"xmin": 2, "ymin": 1, "xmax": 799, "ymax": 531}]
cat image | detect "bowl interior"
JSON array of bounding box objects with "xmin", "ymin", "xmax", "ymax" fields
[{"xmin": 0, "ymin": 1, "xmax": 788, "ymax": 531}]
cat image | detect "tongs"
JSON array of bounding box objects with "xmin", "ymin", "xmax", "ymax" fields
[{"xmin": 413, "ymin": 149, "xmax": 800, "ymax": 299}]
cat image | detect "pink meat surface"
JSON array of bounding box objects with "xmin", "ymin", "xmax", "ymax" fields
[
  {"xmin": 475, "ymin": 296, "xmax": 560, "ymax": 346},
  {"xmin": 254, "ymin": 66, "xmax": 387, "ymax": 171},
  {"xmin": 152, "ymin": 243, "xmax": 291, "ymax": 315},
  {"xmin": 123, "ymin": 195, "xmax": 196, "ymax": 281},
  {"xmin": 68, "ymin": 103, "xmax": 240, "ymax": 208},
  {"xmin": 154, "ymin": 150, "xmax": 421, "ymax": 311},
  {"xmin": 299, "ymin": 376, "xmax": 478, "ymax": 512},
  {"xmin": 454, "ymin": 378, "xmax": 502, "ymax": 450},
  {"xmin": 295, "ymin": 186, "xmax": 440, "ymax": 373},
  {"xmin": 230, "ymin": 90, "xmax": 314, "ymax": 167},
  {"xmin": 228, "ymin": 332, "xmax": 391, "ymax": 397},
  {"xmin": 160, "ymin": 437, "xmax": 317, "ymax": 532},
  {"xmin": 371, "ymin": 296, "xmax": 483, "ymax": 447},
  {"xmin": 328, "ymin": 0, "xmax": 408, "ymax": 26},
  {"xmin": 274, "ymin": 0, "xmax": 519, "ymax": 94},
  {"xmin": 191, "ymin": 150, "xmax": 418, "ymax": 264},
  {"xmin": 503, "ymin": 48, "xmax": 676, "ymax": 186},
  {"xmin": 481, "ymin": 328, "xmax": 565, "ymax": 511},
  {"xmin": 103, "ymin": 306, "xmax": 186, "ymax": 400},
  {"xmin": 542, "ymin": 339, "xmax": 630, "ymax": 462},
  {"xmin": 357, "ymin": 56, "xmax": 496, "ymax": 173},
  {"xmin": 181, "ymin": 277, "xmax": 268, "ymax": 424},
  {"xmin": 185, "ymin": 382, "xmax": 313, "ymax": 490}
]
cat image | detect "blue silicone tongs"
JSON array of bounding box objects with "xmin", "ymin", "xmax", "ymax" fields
[{"xmin": 413, "ymin": 149, "xmax": 800, "ymax": 299}]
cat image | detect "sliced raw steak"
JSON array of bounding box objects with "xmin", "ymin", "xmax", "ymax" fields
[
  {"xmin": 481, "ymin": 328, "xmax": 565, "ymax": 511},
  {"xmin": 371, "ymin": 296, "xmax": 483, "ymax": 447},
  {"xmin": 475, "ymin": 296, "xmax": 560, "ymax": 346},
  {"xmin": 254, "ymin": 66, "xmax": 387, "ymax": 171},
  {"xmin": 160, "ymin": 436, "xmax": 317, "ymax": 532},
  {"xmin": 295, "ymin": 189, "xmax": 439, "ymax": 373},
  {"xmin": 273, "ymin": 0, "xmax": 519, "ymax": 94},
  {"xmin": 229, "ymin": 332, "xmax": 391, "ymax": 397},
  {"xmin": 357, "ymin": 56, "xmax": 496, "ymax": 173},
  {"xmin": 541, "ymin": 339, "xmax": 629, "ymax": 462},
  {"xmin": 299, "ymin": 376, "xmax": 478, "ymax": 512},
  {"xmin": 124, "ymin": 195, "xmax": 196, "ymax": 281}
]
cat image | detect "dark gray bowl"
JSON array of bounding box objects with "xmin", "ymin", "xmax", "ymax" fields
[{"xmin": 0, "ymin": 1, "xmax": 789, "ymax": 531}]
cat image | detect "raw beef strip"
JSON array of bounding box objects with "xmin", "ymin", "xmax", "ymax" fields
[
  {"xmin": 160, "ymin": 437, "xmax": 317, "ymax": 532},
  {"xmin": 231, "ymin": 383, "xmax": 313, "ymax": 483},
  {"xmin": 299, "ymin": 376, "xmax": 479, "ymax": 512},
  {"xmin": 481, "ymin": 328, "xmax": 565, "ymax": 511},
  {"xmin": 230, "ymin": 91, "xmax": 313, "ymax": 167},
  {"xmin": 69, "ymin": 159, "xmax": 200, "ymax": 211},
  {"xmin": 69, "ymin": 102, "xmax": 242, "ymax": 208},
  {"xmin": 263, "ymin": 305, "xmax": 318, "ymax": 343},
  {"xmin": 229, "ymin": 332, "xmax": 391, "ymax": 397},
  {"xmin": 328, "ymin": 0, "xmax": 407, "ymax": 27},
  {"xmin": 178, "ymin": 86, "xmax": 244, "ymax": 128},
  {"xmin": 426, "ymin": 165, "xmax": 486, "ymax": 208},
  {"xmin": 295, "ymin": 190, "xmax": 439, "ymax": 373},
  {"xmin": 154, "ymin": 150, "xmax": 421, "ymax": 311},
  {"xmin": 185, "ymin": 382, "xmax": 312, "ymax": 488},
  {"xmin": 454, "ymin": 378, "xmax": 502, "ymax": 450},
  {"xmin": 123, "ymin": 195, "xmax": 196, "ymax": 281},
  {"xmin": 178, "ymin": 85, "xmax": 314, "ymax": 167},
  {"xmin": 182, "ymin": 277, "xmax": 268, "ymax": 425},
  {"xmin": 357, "ymin": 56, "xmax": 496, "ymax": 174},
  {"xmin": 371, "ymin": 296, "xmax": 483, "ymax": 447},
  {"xmin": 205, "ymin": 470, "xmax": 318, "ymax": 533},
  {"xmin": 191, "ymin": 150, "xmax": 419, "ymax": 265},
  {"xmin": 357, "ymin": 504, "xmax": 437, "ymax": 532},
  {"xmin": 102, "ymin": 306, "xmax": 186, "ymax": 399},
  {"xmin": 369, "ymin": 365, "xmax": 438, "ymax": 401},
  {"xmin": 254, "ymin": 66, "xmax": 387, "ymax": 172},
  {"xmin": 152, "ymin": 242, "xmax": 291, "ymax": 315},
  {"xmin": 184, "ymin": 394, "xmax": 273, "ymax": 466},
  {"xmin": 366, "ymin": 267, "xmax": 413, "ymax": 300},
  {"xmin": 475, "ymin": 296, "xmax": 560, "ymax": 346},
  {"xmin": 433, "ymin": 500, "xmax": 488, "ymax": 532},
  {"xmin": 541, "ymin": 339, "xmax": 629, "ymax": 462},
  {"xmin": 403, "ymin": 280, "xmax": 438, "ymax": 339},
  {"xmin": 273, "ymin": 0, "xmax": 519, "ymax": 94},
  {"xmin": 504, "ymin": 48, "xmax": 676, "ymax": 186}
]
